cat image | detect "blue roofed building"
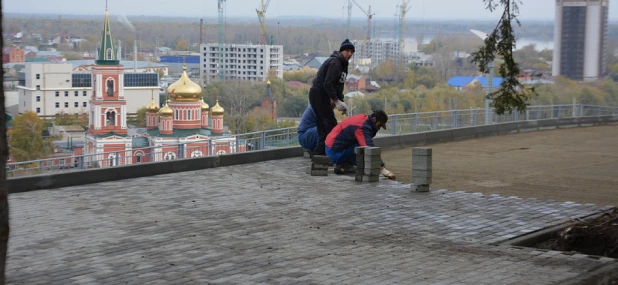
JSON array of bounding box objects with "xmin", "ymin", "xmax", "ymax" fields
[
  {"xmin": 160, "ymin": 55, "xmax": 200, "ymax": 74},
  {"xmin": 447, "ymin": 75, "xmax": 504, "ymax": 91}
]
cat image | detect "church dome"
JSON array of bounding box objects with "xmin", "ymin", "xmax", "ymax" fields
[
  {"xmin": 146, "ymin": 98, "xmax": 160, "ymax": 113},
  {"xmin": 200, "ymin": 99, "xmax": 210, "ymax": 112},
  {"xmin": 167, "ymin": 66, "xmax": 202, "ymax": 102},
  {"xmin": 159, "ymin": 101, "xmax": 173, "ymax": 117},
  {"xmin": 211, "ymin": 100, "xmax": 224, "ymax": 116}
]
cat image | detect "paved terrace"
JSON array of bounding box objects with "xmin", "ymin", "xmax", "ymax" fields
[{"xmin": 7, "ymin": 158, "xmax": 618, "ymax": 285}]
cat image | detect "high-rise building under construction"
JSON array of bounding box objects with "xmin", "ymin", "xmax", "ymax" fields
[{"xmin": 552, "ymin": 0, "xmax": 609, "ymax": 81}]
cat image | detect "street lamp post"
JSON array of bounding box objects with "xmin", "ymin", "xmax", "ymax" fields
[
  {"xmin": 470, "ymin": 30, "xmax": 494, "ymax": 125},
  {"xmin": 485, "ymin": 61, "xmax": 494, "ymax": 125}
]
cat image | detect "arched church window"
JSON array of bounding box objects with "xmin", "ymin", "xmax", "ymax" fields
[
  {"xmin": 106, "ymin": 110, "xmax": 116, "ymax": 126},
  {"xmin": 106, "ymin": 48, "xmax": 113, "ymax": 60},
  {"xmin": 107, "ymin": 79, "xmax": 114, "ymax": 97},
  {"xmin": 164, "ymin": 152, "xmax": 177, "ymax": 161},
  {"xmin": 190, "ymin": 150, "xmax": 203, "ymax": 158}
]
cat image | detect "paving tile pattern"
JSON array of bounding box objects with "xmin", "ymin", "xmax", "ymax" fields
[{"xmin": 6, "ymin": 158, "xmax": 617, "ymax": 284}]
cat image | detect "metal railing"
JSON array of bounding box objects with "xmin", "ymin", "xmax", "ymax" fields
[{"xmin": 7, "ymin": 104, "xmax": 618, "ymax": 178}]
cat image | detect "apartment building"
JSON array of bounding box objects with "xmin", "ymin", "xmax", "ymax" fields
[
  {"xmin": 553, "ymin": 0, "xmax": 609, "ymax": 81},
  {"xmin": 351, "ymin": 39, "xmax": 403, "ymax": 64},
  {"xmin": 199, "ymin": 43, "xmax": 283, "ymax": 85}
]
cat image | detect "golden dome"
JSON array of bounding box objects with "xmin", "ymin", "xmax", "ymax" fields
[
  {"xmin": 211, "ymin": 100, "xmax": 224, "ymax": 116},
  {"xmin": 200, "ymin": 99, "xmax": 210, "ymax": 112},
  {"xmin": 167, "ymin": 66, "xmax": 202, "ymax": 102},
  {"xmin": 146, "ymin": 98, "xmax": 160, "ymax": 113},
  {"xmin": 159, "ymin": 101, "xmax": 173, "ymax": 117},
  {"xmin": 267, "ymin": 79, "xmax": 271, "ymax": 85}
]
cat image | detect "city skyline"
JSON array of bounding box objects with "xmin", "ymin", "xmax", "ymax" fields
[{"xmin": 4, "ymin": 0, "xmax": 618, "ymax": 21}]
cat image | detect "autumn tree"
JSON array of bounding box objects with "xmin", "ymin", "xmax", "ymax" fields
[
  {"xmin": 8, "ymin": 111, "xmax": 53, "ymax": 162},
  {"xmin": 175, "ymin": 39, "xmax": 188, "ymax": 51}
]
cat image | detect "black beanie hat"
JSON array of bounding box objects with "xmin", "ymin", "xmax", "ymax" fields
[{"xmin": 340, "ymin": 39, "xmax": 355, "ymax": 53}]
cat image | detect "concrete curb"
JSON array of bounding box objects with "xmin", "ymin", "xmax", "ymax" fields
[
  {"xmin": 8, "ymin": 147, "xmax": 302, "ymax": 193},
  {"xmin": 375, "ymin": 115, "xmax": 618, "ymax": 149}
]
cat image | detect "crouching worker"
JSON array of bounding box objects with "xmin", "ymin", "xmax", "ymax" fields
[
  {"xmin": 325, "ymin": 110, "xmax": 396, "ymax": 180},
  {"xmin": 297, "ymin": 105, "xmax": 320, "ymax": 155}
]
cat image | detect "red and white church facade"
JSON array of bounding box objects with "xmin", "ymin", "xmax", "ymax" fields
[{"xmin": 84, "ymin": 6, "xmax": 243, "ymax": 168}]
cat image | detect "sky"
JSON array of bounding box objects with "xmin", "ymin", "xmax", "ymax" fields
[{"xmin": 4, "ymin": 0, "xmax": 618, "ymax": 21}]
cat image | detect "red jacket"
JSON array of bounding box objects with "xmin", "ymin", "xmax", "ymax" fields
[{"xmin": 325, "ymin": 114, "xmax": 379, "ymax": 152}]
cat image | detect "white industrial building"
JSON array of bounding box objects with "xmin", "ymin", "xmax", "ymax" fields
[
  {"xmin": 199, "ymin": 43, "xmax": 283, "ymax": 85},
  {"xmin": 17, "ymin": 63, "xmax": 161, "ymax": 117}
]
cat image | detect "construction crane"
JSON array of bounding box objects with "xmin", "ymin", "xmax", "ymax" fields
[
  {"xmin": 346, "ymin": 0, "xmax": 352, "ymax": 39},
  {"xmin": 397, "ymin": 0, "xmax": 412, "ymax": 65},
  {"xmin": 218, "ymin": 0, "xmax": 226, "ymax": 81},
  {"xmin": 256, "ymin": 0, "xmax": 271, "ymax": 45},
  {"xmin": 351, "ymin": 0, "xmax": 374, "ymax": 59}
]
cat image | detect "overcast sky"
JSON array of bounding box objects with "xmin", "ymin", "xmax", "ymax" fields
[{"xmin": 4, "ymin": 0, "xmax": 618, "ymax": 20}]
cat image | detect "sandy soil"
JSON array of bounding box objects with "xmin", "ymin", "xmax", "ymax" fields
[{"xmin": 382, "ymin": 125, "xmax": 618, "ymax": 207}]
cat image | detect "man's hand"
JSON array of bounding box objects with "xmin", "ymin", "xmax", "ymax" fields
[
  {"xmin": 335, "ymin": 100, "xmax": 348, "ymax": 112},
  {"xmin": 381, "ymin": 168, "xmax": 396, "ymax": 180}
]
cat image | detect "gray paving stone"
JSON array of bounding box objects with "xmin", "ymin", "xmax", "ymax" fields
[{"xmin": 6, "ymin": 158, "xmax": 616, "ymax": 285}]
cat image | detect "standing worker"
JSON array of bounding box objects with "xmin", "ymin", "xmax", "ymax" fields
[
  {"xmin": 309, "ymin": 39, "xmax": 355, "ymax": 155},
  {"xmin": 325, "ymin": 110, "xmax": 396, "ymax": 180}
]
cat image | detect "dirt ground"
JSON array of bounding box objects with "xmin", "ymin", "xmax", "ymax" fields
[{"xmin": 382, "ymin": 125, "xmax": 618, "ymax": 207}]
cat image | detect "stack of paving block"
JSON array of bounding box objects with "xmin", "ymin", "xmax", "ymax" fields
[
  {"xmin": 310, "ymin": 155, "xmax": 330, "ymax": 176},
  {"xmin": 356, "ymin": 146, "xmax": 381, "ymax": 182},
  {"xmin": 412, "ymin": 147, "xmax": 432, "ymax": 192},
  {"xmin": 354, "ymin": 147, "xmax": 366, "ymax": 182}
]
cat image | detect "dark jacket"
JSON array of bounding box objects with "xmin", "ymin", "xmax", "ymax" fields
[
  {"xmin": 325, "ymin": 114, "xmax": 378, "ymax": 152},
  {"xmin": 310, "ymin": 51, "xmax": 348, "ymax": 102}
]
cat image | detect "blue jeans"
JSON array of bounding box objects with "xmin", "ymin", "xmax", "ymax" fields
[
  {"xmin": 298, "ymin": 127, "xmax": 319, "ymax": 151},
  {"xmin": 326, "ymin": 143, "xmax": 359, "ymax": 166}
]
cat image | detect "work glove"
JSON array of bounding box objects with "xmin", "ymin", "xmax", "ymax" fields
[
  {"xmin": 381, "ymin": 168, "xmax": 396, "ymax": 180},
  {"xmin": 335, "ymin": 100, "xmax": 348, "ymax": 112}
]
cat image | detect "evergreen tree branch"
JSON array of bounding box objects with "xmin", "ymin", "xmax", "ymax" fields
[{"xmin": 471, "ymin": 0, "xmax": 535, "ymax": 115}]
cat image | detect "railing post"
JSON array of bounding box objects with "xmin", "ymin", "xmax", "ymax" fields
[
  {"xmin": 115, "ymin": 152, "xmax": 120, "ymax": 166},
  {"xmin": 286, "ymin": 128, "xmax": 291, "ymax": 146},
  {"xmin": 579, "ymin": 105, "xmax": 583, "ymax": 117},
  {"xmin": 452, "ymin": 111, "xmax": 458, "ymax": 128},
  {"xmin": 413, "ymin": 114, "xmax": 418, "ymax": 132},
  {"xmin": 536, "ymin": 108, "xmax": 540, "ymax": 120},
  {"xmin": 235, "ymin": 136, "xmax": 240, "ymax": 153},
  {"xmin": 260, "ymin": 131, "xmax": 266, "ymax": 150},
  {"xmin": 208, "ymin": 139, "xmax": 213, "ymax": 156},
  {"xmin": 391, "ymin": 115, "xmax": 397, "ymax": 135},
  {"xmin": 78, "ymin": 156, "xmax": 84, "ymax": 170},
  {"xmin": 433, "ymin": 112, "xmax": 438, "ymax": 130},
  {"xmin": 472, "ymin": 110, "xmax": 477, "ymax": 126},
  {"xmin": 179, "ymin": 144, "xmax": 185, "ymax": 159},
  {"xmin": 514, "ymin": 110, "xmax": 519, "ymax": 121},
  {"xmin": 39, "ymin": 161, "xmax": 44, "ymax": 175},
  {"xmin": 597, "ymin": 106, "xmax": 601, "ymax": 116}
]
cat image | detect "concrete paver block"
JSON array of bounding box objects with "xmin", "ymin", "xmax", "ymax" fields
[
  {"xmin": 412, "ymin": 147, "xmax": 432, "ymax": 156},
  {"xmin": 364, "ymin": 147, "xmax": 381, "ymax": 155}
]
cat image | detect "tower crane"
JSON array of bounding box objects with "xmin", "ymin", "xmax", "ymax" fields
[
  {"xmin": 218, "ymin": 0, "xmax": 226, "ymax": 81},
  {"xmin": 256, "ymin": 0, "xmax": 271, "ymax": 45},
  {"xmin": 397, "ymin": 0, "xmax": 412, "ymax": 64},
  {"xmin": 351, "ymin": 0, "xmax": 374, "ymax": 59},
  {"xmin": 346, "ymin": 0, "xmax": 352, "ymax": 39}
]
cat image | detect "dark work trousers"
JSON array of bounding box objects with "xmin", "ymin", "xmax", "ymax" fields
[{"xmin": 309, "ymin": 88, "xmax": 337, "ymax": 155}]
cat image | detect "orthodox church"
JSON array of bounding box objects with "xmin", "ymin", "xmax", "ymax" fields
[{"xmin": 85, "ymin": 6, "xmax": 242, "ymax": 168}]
